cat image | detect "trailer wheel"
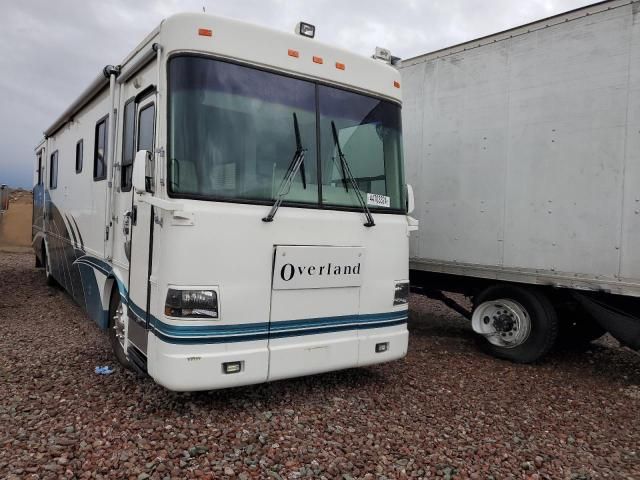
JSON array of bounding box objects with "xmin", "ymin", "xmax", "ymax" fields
[
  {"xmin": 472, "ymin": 285, "xmax": 558, "ymax": 363},
  {"xmin": 43, "ymin": 245, "xmax": 56, "ymax": 287},
  {"xmin": 108, "ymin": 287, "xmax": 131, "ymax": 369}
]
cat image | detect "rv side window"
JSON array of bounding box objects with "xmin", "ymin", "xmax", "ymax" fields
[
  {"xmin": 49, "ymin": 151, "xmax": 58, "ymax": 189},
  {"xmin": 75, "ymin": 139, "xmax": 83, "ymax": 174},
  {"xmin": 121, "ymin": 99, "xmax": 135, "ymax": 191},
  {"xmin": 37, "ymin": 151, "xmax": 43, "ymax": 185},
  {"xmin": 137, "ymin": 103, "xmax": 155, "ymax": 153},
  {"xmin": 94, "ymin": 116, "xmax": 108, "ymax": 181}
]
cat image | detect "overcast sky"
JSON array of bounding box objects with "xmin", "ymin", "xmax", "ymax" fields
[{"xmin": 0, "ymin": 0, "xmax": 592, "ymax": 188}]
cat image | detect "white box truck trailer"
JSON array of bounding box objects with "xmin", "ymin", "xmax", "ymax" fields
[
  {"xmin": 33, "ymin": 14, "xmax": 414, "ymax": 391},
  {"xmin": 401, "ymin": 0, "xmax": 640, "ymax": 362}
]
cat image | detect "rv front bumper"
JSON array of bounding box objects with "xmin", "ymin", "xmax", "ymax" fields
[{"xmin": 145, "ymin": 323, "xmax": 408, "ymax": 392}]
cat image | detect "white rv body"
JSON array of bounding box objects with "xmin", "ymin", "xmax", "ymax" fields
[
  {"xmin": 33, "ymin": 14, "xmax": 411, "ymax": 391},
  {"xmin": 401, "ymin": 0, "xmax": 640, "ymax": 359}
]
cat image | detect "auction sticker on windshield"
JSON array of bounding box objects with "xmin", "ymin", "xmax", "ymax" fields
[{"xmin": 367, "ymin": 193, "xmax": 390, "ymax": 208}]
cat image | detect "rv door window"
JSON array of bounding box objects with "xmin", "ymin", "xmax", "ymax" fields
[
  {"xmin": 49, "ymin": 150, "xmax": 58, "ymax": 189},
  {"xmin": 75, "ymin": 139, "xmax": 83, "ymax": 174},
  {"xmin": 137, "ymin": 103, "xmax": 155, "ymax": 152},
  {"xmin": 93, "ymin": 116, "xmax": 108, "ymax": 181},
  {"xmin": 121, "ymin": 99, "xmax": 135, "ymax": 191}
]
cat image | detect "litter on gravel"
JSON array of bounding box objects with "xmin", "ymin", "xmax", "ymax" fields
[{"xmin": 94, "ymin": 366, "xmax": 115, "ymax": 375}]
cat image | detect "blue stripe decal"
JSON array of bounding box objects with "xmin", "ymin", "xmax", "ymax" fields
[
  {"xmin": 151, "ymin": 319, "xmax": 407, "ymax": 345},
  {"xmin": 72, "ymin": 254, "xmax": 408, "ymax": 345},
  {"xmin": 149, "ymin": 311, "xmax": 408, "ymax": 344}
]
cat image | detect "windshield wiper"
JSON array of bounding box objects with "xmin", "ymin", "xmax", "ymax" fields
[
  {"xmin": 262, "ymin": 112, "xmax": 307, "ymax": 223},
  {"xmin": 331, "ymin": 121, "xmax": 375, "ymax": 227}
]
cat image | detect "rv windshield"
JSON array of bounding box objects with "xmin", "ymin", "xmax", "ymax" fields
[{"xmin": 168, "ymin": 55, "xmax": 405, "ymax": 211}]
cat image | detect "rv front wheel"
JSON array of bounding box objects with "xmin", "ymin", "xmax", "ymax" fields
[
  {"xmin": 43, "ymin": 246, "xmax": 56, "ymax": 287},
  {"xmin": 108, "ymin": 288, "xmax": 131, "ymax": 369},
  {"xmin": 471, "ymin": 285, "xmax": 558, "ymax": 363}
]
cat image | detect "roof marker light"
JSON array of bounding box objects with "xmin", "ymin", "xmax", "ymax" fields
[
  {"xmin": 288, "ymin": 49, "xmax": 300, "ymax": 58},
  {"xmin": 198, "ymin": 28, "xmax": 213, "ymax": 37},
  {"xmin": 313, "ymin": 56, "xmax": 323, "ymax": 64},
  {"xmin": 335, "ymin": 62, "xmax": 345, "ymax": 70},
  {"xmin": 373, "ymin": 46, "xmax": 392, "ymax": 63},
  {"xmin": 394, "ymin": 81, "xmax": 401, "ymax": 88},
  {"xmin": 295, "ymin": 22, "xmax": 316, "ymax": 38}
]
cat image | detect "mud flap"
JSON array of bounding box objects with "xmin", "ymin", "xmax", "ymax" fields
[{"xmin": 573, "ymin": 292, "xmax": 640, "ymax": 350}]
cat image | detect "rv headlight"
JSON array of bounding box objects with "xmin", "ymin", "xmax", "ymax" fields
[
  {"xmin": 165, "ymin": 289, "xmax": 218, "ymax": 319},
  {"xmin": 394, "ymin": 281, "xmax": 410, "ymax": 306}
]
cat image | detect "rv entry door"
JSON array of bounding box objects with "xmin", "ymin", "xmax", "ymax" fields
[{"xmin": 126, "ymin": 96, "xmax": 156, "ymax": 355}]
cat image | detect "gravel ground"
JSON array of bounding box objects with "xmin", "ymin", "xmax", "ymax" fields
[{"xmin": 1, "ymin": 252, "xmax": 639, "ymax": 480}]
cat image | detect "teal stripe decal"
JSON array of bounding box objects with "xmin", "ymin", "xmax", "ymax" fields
[
  {"xmin": 150, "ymin": 311, "xmax": 408, "ymax": 343},
  {"xmin": 73, "ymin": 254, "xmax": 408, "ymax": 345}
]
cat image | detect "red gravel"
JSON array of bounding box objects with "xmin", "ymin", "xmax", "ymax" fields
[{"xmin": 1, "ymin": 252, "xmax": 639, "ymax": 479}]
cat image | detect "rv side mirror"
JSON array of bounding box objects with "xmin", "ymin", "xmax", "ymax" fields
[
  {"xmin": 133, "ymin": 150, "xmax": 153, "ymax": 194},
  {"xmin": 406, "ymin": 184, "xmax": 415, "ymax": 214}
]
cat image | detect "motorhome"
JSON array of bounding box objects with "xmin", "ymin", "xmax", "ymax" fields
[
  {"xmin": 402, "ymin": 0, "xmax": 640, "ymax": 362},
  {"xmin": 32, "ymin": 14, "xmax": 413, "ymax": 391}
]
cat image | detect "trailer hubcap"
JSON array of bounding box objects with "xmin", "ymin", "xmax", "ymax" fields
[{"xmin": 471, "ymin": 299, "xmax": 531, "ymax": 348}]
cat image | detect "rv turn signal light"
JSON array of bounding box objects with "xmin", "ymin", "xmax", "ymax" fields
[{"xmin": 393, "ymin": 281, "xmax": 409, "ymax": 306}]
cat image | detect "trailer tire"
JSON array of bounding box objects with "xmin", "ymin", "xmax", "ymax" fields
[
  {"xmin": 108, "ymin": 287, "xmax": 131, "ymax": 369},
  {"xmin": 472, "ymin": 285, "xmax": 558, "ymax": 363}
]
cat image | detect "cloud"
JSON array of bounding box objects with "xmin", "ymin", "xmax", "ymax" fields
[{"xmin": 0, "ymin": 0, "xmax": 591, "ymax": 187}]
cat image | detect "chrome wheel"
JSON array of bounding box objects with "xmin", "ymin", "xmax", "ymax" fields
[
  {"xmin": 109, "ymin": 289, "xmax": 131, "ymax": 369},
  {"xmin": 472, "ymin": 299, "xmax": 531, "ymax": 348},
  {"xmin": 112, "ymin": 301, "xmax": 127, "ymax": 351}
]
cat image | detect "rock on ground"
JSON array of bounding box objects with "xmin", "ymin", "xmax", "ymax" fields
[{"xmin": 1, "ymin": 252, "xmax": 639, "ymax": 479}]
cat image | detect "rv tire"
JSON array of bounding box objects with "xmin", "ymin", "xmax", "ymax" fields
[
  {"xmin": 108, "ymin": 287, "xmax": 132, "ymax": 369},
  {"xmin": 43, "ymin": 245, "xmax": 56, "ymax": 287}
]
